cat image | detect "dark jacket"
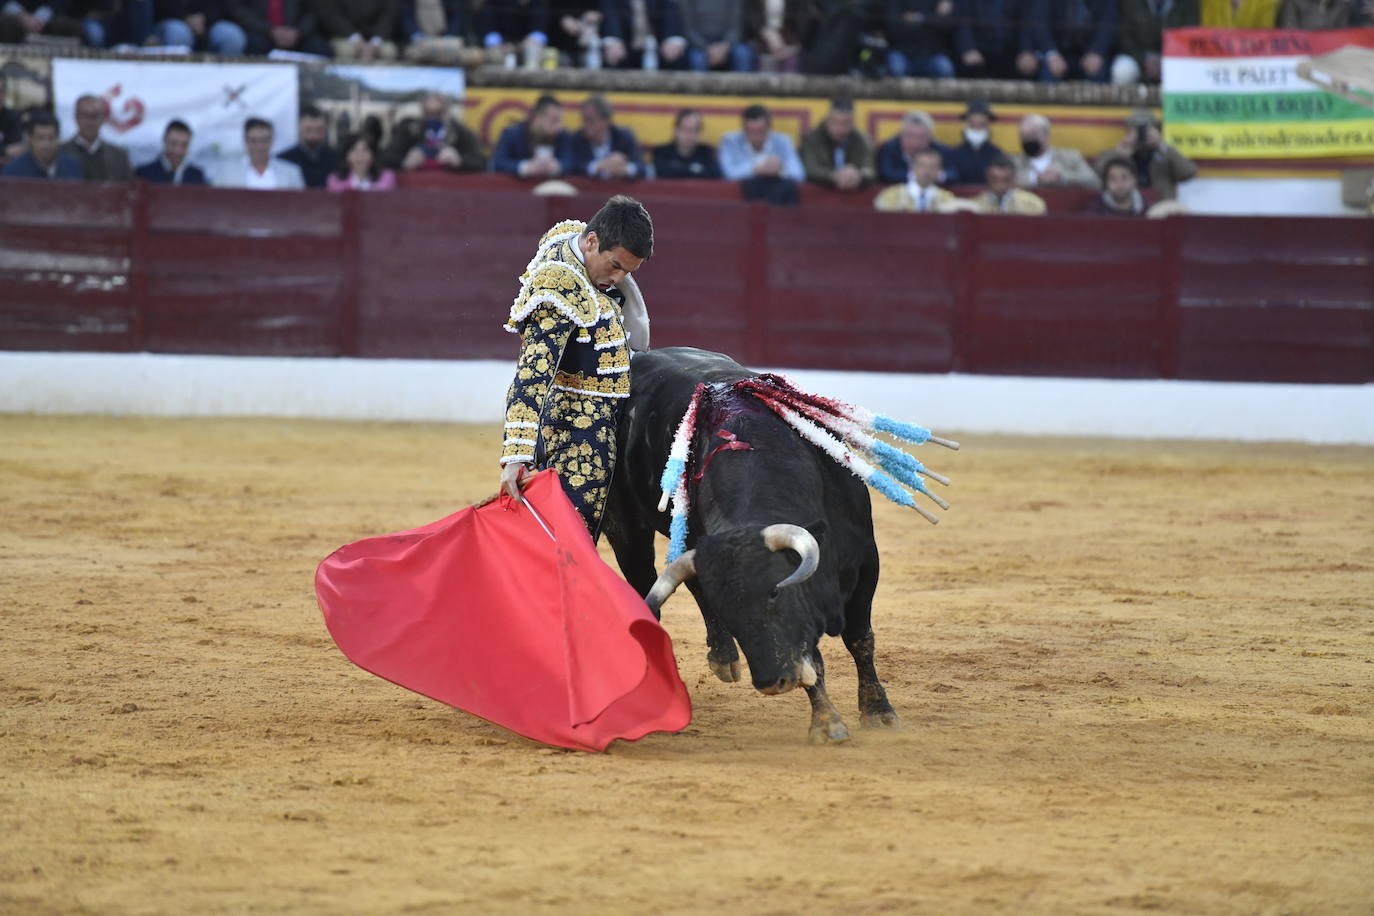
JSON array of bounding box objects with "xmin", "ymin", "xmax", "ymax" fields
[
  {"xmin": 1024, "ymin": 0, "xmax": 1117, "ymax": 57},
  {"xmin": 1118, "ymin": 0, "xmax": 1198, "ymax": 63},
  {"xmin": 799, "ymin": 123, "xmax": 876, "ymax": 185},
  {"xmin": 956, "ymin": 0, "xmax": 1033, "ymax": 54},
  {"xmin": 383, "ymin": 117, "xmax": 487, "ymax": 172},
  {"xmin": 227, "ymin": 0, "xmax": 318, "ymax": 35},
  {"xmin": 947, "ymin": 137, "xmax": 1005, "ymax": 185},
  {"xmin": 652, "ymin": 142, "xmax": 721, "ymax": 179},
  {"xmin": 135, "ymin": 157, "xmax": 209, "ymax": 184},
  {"xmin": 602, "ymin": 0, "xmax": 684, "ymax": 43},
  {"xmin": 278, "ymin": 142, "xmax": 340, "ymax": 189},
  {"xmin": 875, "ymin": 135, "xmax": 954, "ymax": 184},
  {"xmin": 316, "ymin": 0, "xmax": 399, "ymax": 38},
  {"xmin": 2, "ymin": 150, "xmax": 83, "ymax": 179},
  {"xmin": 60, "ymin": 138, "xmax": 132, "ymax": 182},
  {"xmin": 566, "ymin": 124, "xmax": 643, "ymax": 178},
  {"xmin": 884, "ymin": 0, "xmax": 956, "ymax": 57},
  {"xmin": 680, "ymin": 0, "xmax": 742, "ymax": 46},
  {"xmin": 491, "ymin": 121, "xmax": 573, "ymax": 176}
]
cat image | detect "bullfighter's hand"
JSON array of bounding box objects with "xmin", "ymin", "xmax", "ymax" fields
[{"xmin": 500, "ymin": 462, "xmax": 531, "ymax": 503}]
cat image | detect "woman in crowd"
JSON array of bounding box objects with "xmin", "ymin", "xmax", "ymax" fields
[{"xmin": 327, "ymin": 132, "xmax": 397, "ymax": 191}]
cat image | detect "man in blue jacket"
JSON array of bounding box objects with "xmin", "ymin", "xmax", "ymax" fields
[
  {"xmin": 567, "ymin": 95, "xmax": 643, "ymax": 180},
  {"xmin": 134, "ymin": 120, "xmax": 208, "ymax": 185},
  {"xmin": 491, "ymin": 94, "xmax": 573, "ymax": 180},
  {"xmin": 1, "ymin": 112, "xmax": 81, "ymax": 180}
]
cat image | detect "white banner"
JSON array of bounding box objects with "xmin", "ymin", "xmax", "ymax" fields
[{"xmin": 51, "ymin": 58, "xmax": 299, "ymax": 174}]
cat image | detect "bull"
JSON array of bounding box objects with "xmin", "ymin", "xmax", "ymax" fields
[{"xmin": 603, "ymin": 346, "xmax": 903, "ymax": 744}]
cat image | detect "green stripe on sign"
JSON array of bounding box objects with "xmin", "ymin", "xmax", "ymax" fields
[{"xmin": 1164, "ymin": 91, "xmax": 1374, "ymax": 124}]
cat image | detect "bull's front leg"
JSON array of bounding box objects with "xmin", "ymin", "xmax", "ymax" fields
[
  {"xmin": 685, "ymin": 580, "xmax": 741, "ymax": 682},
  {"xmin": 803, "ymin": 650, "xmax": 851, "ymax": 745},
  {"xmin": 842, "ymin": 627, "xmax": 899, "ymax": 728}
]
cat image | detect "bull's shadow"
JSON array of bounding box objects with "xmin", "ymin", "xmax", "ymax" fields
[{"xmin": 602, "ymin": 347, "xmax": 904, "ymax": 745}]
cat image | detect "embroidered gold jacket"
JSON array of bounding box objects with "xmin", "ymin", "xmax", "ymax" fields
[{"xmin": 500, "ymin": 220, "xmax": 631, "ymax": 465}]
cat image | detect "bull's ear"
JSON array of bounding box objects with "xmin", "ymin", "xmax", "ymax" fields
[{"xmin": 803, "ymin": 519, "xmax": 828, "ymax": 545}]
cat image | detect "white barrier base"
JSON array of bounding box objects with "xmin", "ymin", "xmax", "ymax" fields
[{"xmin": 2, "ymin": 351, "xmax": 1371, "ymax": 445}]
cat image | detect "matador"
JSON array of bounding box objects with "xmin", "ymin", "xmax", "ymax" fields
[{"xmin": 498, "ymin": 195, "xmax": 655, "ymax": 538}]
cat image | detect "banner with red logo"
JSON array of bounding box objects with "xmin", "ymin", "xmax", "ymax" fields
[{"xmin": 52, "ymin": 58, "xmax": 299, "ymax": 174}]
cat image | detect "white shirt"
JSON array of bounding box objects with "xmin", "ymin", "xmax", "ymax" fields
[
  {"xmin": 244, "ymin": 162, "xmax": 279, "ymax": 190},
  {"xmin": 905, "ymin": 178, "xmax": 937, "ymax": 212},
  {"xmin": 1026, "ymin": 150, "xmax": 1054, "ymax": 185}
]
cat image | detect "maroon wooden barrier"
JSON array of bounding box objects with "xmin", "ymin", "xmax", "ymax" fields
[{"xmin": 1, "ymin": 178, "xmax": 1371, "ymax": 385}]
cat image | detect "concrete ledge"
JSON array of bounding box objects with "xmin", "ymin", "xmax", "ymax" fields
[{"xmin": 2, "ymin": 351, "xmax": 1371, "ymax": 445}]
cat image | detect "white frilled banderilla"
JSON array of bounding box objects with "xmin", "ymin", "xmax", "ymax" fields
[{"xmin": 657, "ymin": 374, "xmax": 960, "ymax": 563}]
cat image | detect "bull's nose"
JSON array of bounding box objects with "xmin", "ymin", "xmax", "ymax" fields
[{"xmin": 756, "ymin": 677, "xmax": 798, "ymax": 696}]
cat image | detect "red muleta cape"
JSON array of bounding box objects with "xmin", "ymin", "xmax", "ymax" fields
[{"xmin": 314, "ymin": 470, "xmax": 692, "ymax": 751}]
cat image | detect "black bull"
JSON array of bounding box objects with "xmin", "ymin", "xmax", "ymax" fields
[{"xmin": 602, "ymin": 347, "xmax": 900, "ymax": 744}]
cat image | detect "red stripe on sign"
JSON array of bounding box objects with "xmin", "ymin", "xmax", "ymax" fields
[{"xmin": 1163, "ymin": 26, "xmax": 1374, "ymax": 58}]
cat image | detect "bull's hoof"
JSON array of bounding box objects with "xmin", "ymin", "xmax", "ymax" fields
[
  {"xmin": 860, "ymin": 709, "xmax": 901, "ymax": 729},
  {"xmin": 708, "ymin": 656, "xmax": 742, "ymax": 683},
  {"xmin": 807, "ymin": 718, "xmax": 851, "ymax": 745}
]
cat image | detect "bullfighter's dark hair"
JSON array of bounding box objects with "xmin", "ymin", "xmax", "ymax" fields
[
  {"xmin": 164, "ymin": 119, "xmax": 193, "ymax": 138},
  {"xmin": 244, "ymin": 116, "xmax": 273, "ymax": 135},
  {"xmin": 25, "ymin": 110, "xmax": 58, "ymax": 134},
  {"xmin": 1099, "ymin": 155, "xmax": 1135, "ymax": 187},
  {"xmin": 586, "ymin": 195, "xmax": 653, "ymax": 260},
  {"xmin": 530, "ymin": 94, "xmax": 562, "ymax": 117},
  {"xmin": 741, "ymin": 104, "xmax": 770, "ymax": 124}
]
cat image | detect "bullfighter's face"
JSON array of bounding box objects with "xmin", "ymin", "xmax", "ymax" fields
[{"xmin": 580, "ymin": 231, "xmax": 644, "ymax": 291}]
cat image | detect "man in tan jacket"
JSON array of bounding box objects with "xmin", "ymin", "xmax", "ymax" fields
[
  {"xmin": 975, "ymin": 156, "xmax": 1047, "ymax": 214},
  {"xmin": 874, "ymin": 148, "xmax": 955, "ymax": 212},
  {"xmin": 1011, "ymin": 114, "xmax": 1098, "ymax": 189}
]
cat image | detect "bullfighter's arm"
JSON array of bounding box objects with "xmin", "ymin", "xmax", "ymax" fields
[{"xmin": 501, "ymin": 300, "xmax": 575, "ymax": 467}]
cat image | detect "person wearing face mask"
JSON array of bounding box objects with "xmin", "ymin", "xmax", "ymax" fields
[
  {"xmin": 498, "ymin": 196, "xmax": 655, "ymax": 538},
  {"xmin": 1010, "ymin": 113, "xmax": 1098, "ymax": 189},
  {"xmin": 946, "ymin": 99, "xmax": 1005, "ymax": 185}
]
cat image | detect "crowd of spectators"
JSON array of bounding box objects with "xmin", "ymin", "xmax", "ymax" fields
[
  {"xmin": 1, "ymin": 85, "xmax": 1199, "ymax": 215},
  {"xmin": 2, "ymin": 0, "xmax": 1368, "ymax": 85}
]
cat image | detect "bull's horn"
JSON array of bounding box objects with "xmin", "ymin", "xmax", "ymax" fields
[
  {"xmin": 761, "ymin": 524, "xmax": 820, "ymax": 591},
  {"xmin": 645, "ymin": 550, "xmax": 697, "ymax": 613}
]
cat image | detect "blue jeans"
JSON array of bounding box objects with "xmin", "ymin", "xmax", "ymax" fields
[
  {"xmin": 156, "ymin": 18, "xmax": 249, "ymax": 54},
  {"xmin": 82, "ymin": 0, "xmax": 154, "ymax": 47},
  {"xmin": 887, "ymin": 49, "xmax": 955, "ymax": 78},
  {"xmin": 686, "ymin": 41, "xmax": 758, "ymax": 72}
]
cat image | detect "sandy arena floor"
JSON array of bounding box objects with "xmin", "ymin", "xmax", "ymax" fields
[{"xmin": 1, "ymin": 414, "xmax": 1371, "ymax": 915}]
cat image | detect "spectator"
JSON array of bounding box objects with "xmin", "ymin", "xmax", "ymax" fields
[
  {"xmin": 479, "ymin": 0, "xmax": 550, "ymax": 63},
  {"xmin": 746, "ymin": 0, "xmax": 805, "ymax": 71},
  {"xmin": 681, "ymin": 0, "xmax": 756, "ymax": 71},
  {"xmin": 1085, "ymin": 155, "xmax": 1146, "ymax": 216},
  {"xmin": 797, "ymin": 0, "xmax": 867, "ymax": 75},
  {"xmin": 318, "ymin": 0, "xmax": 400, "ymax": 60},
  {"xmin": 1, "ymin": 2, "xmax": 86, "ymax": 41},
  {"xmin": 153, "ymin": 1, "xmax": 249, "ymax": 53},
  {"xmin": 401, "ymin": 0, "xmax": 468, "ymax": 62},
  {"xmin": 1201, "ymin": 0, "xmax": 1277, "ymax": 26},
  {"xmin": 1011, "ymin": 114, "xmax": 1098, "ymax": 189},
  {"xmin": 652, "ymin": 108, "xmax": 721, "ymax": 179},
  {"xmin": 946, "ymin": 99, "xmax": 1004, "ymax": 185},
  {"xmin": 384, "ymin": 91, "xmax": 487, "ymax": 173},
  {"xmin": 213, "ymin": 116, "xmax": 305, "ymax": 189},
  {"xmin": 974, "ymin": 155, "xmax": 1046, "ymax": 214},
  {"xmin": 602, "ymin": 0, "xmax": 688, "ymax": 69},
  {"xmin": 874, "ymin": 147, "xmax": 953, "ymax": 212},
  {"xmin": 956, "ymin": 0, "xmax": 1038, "ymax": 79},
  {"xmin": 799, "ymin": 97, "xmax": 875, "ymax": 191},
  {"xmin": 276, "ymin": 106, "xmax": 338, "ymax": 189},
  {"xmin": 1113, "ymin": 0, "xmax": 1198, "ymax": 84},
  {"xmin": 2, "ymin": 111, "xmax": 81, "ymax": 180},
  {"xmin": 327, "ymin": 133, "xmax": 397, "ymax": 190},
  {"xmin": 547, "ymin": 0, "xmax": 607, "ymax": 66},
  {"xmin": 492, "ymin": 94, "xmax": 572, "ymax": 178},
  {"xmin": 718, "ymin": 103, "xmax": 804, "ymax": 204},
  {"xmin": 1278, "ymin": 0, "xmax": 1368, "ymax": 26},
  {"xmin": 72, "ymin": 0, "xmax": 153, "ymax": 48},
  {"xmin": 1, "ymin": 74, "xmax": 25, "ymax": 163},
  {"xmin": 60, "ymin": 94, "xmax": 132, "ymax": 182},
  {"xmin": 884, "ymin": 0, "xmax": 956, "ymax": 77},
  {"xmin": 134, "ymin": 119, "xmax": 208, "ymax": 184},
  {"xmin": 1094, "ymin": 109, "xmax": 1196, "ymax": 201},
  {"xmin": 876, "ymin": 110, "xmax": 953, "ymax": 185},
  {"xmin": 226, "ymin": 0, "xmax": 328, "ymax": 55},
  {"xmin": 1025, "ymin": 0, "xmax": 1116, "ymax": 82},
  {"xmin": 568, "ymin": 93, "xmax": 643, "ymax": 179}
]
